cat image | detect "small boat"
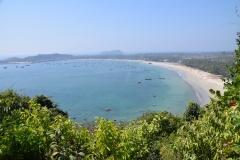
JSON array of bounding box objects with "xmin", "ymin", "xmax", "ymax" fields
[
  {"xmin": 153, "ymin": 94, "xmax": 156, "ymax": 97},
  {"xmin": 152, "ymin": 104, "xmax": 155, "ymax": 106},
  {"xmin": 145, "ymin": 79, "xmax": 152, "ymax": 80},
  {"xmin": 105, "ymin": 108, "xmax": 111, "ymax": 111},
  {"xmin": 3, "ymin": 67, "xmax": 7, "ymax": 69},
  {"xmin": 138, "ymin": 81, "xmax": 141, "ymax": 84}
]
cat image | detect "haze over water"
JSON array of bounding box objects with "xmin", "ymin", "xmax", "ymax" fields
[{"xmin": 0, "ymin": 60, "xmax": 199, "ymax": 122}]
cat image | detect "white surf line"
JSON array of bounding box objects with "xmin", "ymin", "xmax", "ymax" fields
[
  {"xmin": 176, "ymin": 71, "xmax": 182, "ymax": 77},
  {"xmin": 195, "ymin": 91, "xmax": 202, "ymax": 106},
  {"xmin": 170, "ymin": 69, "xmax": 203, "ymax": 105}
]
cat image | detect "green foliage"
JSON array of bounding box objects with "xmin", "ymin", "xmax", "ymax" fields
[
  {"xmin": 160, "ymin": 133, "xmax": 183, "ymax": 160},
  {"xmin": 0, "ymin": 101, "xmax": 52, "ymax": 159},
  {"xmin": 46, "ymin": 116, "xmax": 90, "ymax": 160},
  {"xmin": 183, "ymin": 101, "xmax": 202, "ymax": 122},
  {"xmin": 168, "ymin": 38, "xmax": 240, "ymax": 160},
  {"xmin": 181, "ymin": 58, "xmax": 233, "ymax": 78},
  {"xmin": 33, "ymin": 95, "xmax": 58, "ymax": 109},
  {"xmin": 217, "ymin": 114, "xmax": 240, "ymax": 159},
  {"xmin": 136, "ymin": 111, "xmax": 183, "ymax": 159},
  {"xmin": 0, "ymin": 89, "xmax": 30, "ymax": 121},
  {"xmin": 174, "ymin": 105, "xmax": 240, "ymax": 159},
  {"xmin": 84, "ymin": 117, "xmax": 150, "ymax": 159},
  {"xmin": 87, "ymin": 118, "xmax": 123, "ymax": 159},
  {"xmin": 0, "ymin": 99, "xmax": 184, "ymax": 160},
  {"xmin": 136, "ymin": 110, "xmax": 159, "ymax": 123},
  {"xmin": 33, "ymin": 95, "xmax": 68, "ymax": 118},
  {"xmin": 0, "ymin": 90, "xmax": 68, "ymax": 123},
  {"xmin": 215, "ymin": 39, "xmax": 240, "ymax": 159},
  {"xmin": 0, "ymin": 100, "xmax": 89, "ymax": 160}
]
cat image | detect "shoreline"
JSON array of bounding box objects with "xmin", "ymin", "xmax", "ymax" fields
[{"xmin": 141, "ymin": 61, "xmax": 224, "ymax": 106}]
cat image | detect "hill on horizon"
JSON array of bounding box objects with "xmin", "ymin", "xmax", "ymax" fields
[{"xmin": 99, "ymin": 50, "xmax": 124, "ymax": 55}]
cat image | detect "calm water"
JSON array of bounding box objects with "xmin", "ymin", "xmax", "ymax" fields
[{"xmin": 0, "ymin": 60, "xmax": 199, "ymax": 122}]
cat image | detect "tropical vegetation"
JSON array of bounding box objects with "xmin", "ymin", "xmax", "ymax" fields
[{"xmin": 181, "ymin": 58, "xmax": 233, "ymax": 78}]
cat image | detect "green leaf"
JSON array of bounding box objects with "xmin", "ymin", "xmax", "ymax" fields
[
  {"xmin": 232, "ymin": 120, "xmax": 240, "ymax": 127},
  {"xmin": 224, "ymin": 91, "xmax": 231, "ymax": 96},
  {"xmin": 50, "ymin": 144, "xmax": 59, "ymax": 148},
  {"xmin": 69, "ymin": 155, "xmax": 76, "ymax": 160},
  {"xmin": 216, "ymin": 90, "xmax": 221, "ymax": 97},
  {"xmin": 235, "ymin": 81, "xmax": 240, "ymax": 88},
  {"xmin": 26, "ymin": 117, "xmax": 30, "ymax": 125},
  {"xmin": 231, "ymin": 114, "xmax": 240, "ymax": 119},
  {"xmin": 78, "ymin": 152, "xmax": 85, "ymax": 156},
  {"xmin": 41, "ymin": 136, "xmax": 46, "ymax": 142},
  {"xmin": 236, "ymin": 75, "xmax": 240, "ymax": 82},
  {"xmin": 52, "ymin": 152, "xmax": 59, "ymax": 157},
  {"xmin": 209, "ymin": 89, "xmax": 215, "ymax": 95}
]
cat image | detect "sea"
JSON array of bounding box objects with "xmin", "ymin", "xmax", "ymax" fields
[{"xmin": 0, "ymin": 59, "xmax": 199, "ymax": 122}]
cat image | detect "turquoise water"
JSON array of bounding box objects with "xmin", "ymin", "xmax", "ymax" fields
[{"xmin": 0, "ymin": 60, "xmax": 199, "ymax": 122}]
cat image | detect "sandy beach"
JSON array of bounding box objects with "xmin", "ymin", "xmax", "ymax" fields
[{"xmin": 141, "ymin": 61, "xmax": 225, "ymax": 106}]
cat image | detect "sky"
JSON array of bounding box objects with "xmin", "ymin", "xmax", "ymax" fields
[{"xmin": 0, "ymin": 1, "xmax": 240, "ymax": 57}]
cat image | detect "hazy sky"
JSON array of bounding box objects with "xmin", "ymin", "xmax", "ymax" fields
[{"xmin": 0, "ymin": 1, "xmax": 239, "ymax": 56}]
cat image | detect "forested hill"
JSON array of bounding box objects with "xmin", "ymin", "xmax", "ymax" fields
[
  {"xmin": 1, "ymin": 53, "xmax": 74, "ymax": 63},
  {"xmin": 99, "ymin": 50, "xmax": 124, "ymax": 55}
]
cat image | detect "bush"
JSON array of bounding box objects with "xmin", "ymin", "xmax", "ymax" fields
[{"xmin": 183, "ymin": 101, "xmax": 202, "ymax": 122}]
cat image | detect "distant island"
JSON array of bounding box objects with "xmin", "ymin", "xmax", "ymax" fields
[
  {"xmin": 0, "ymin": 53, "xmax": 74, "ymax": 64},
  {"xmin": 0, "ymin": 51, "xmax": 124, "ymax": 64}
]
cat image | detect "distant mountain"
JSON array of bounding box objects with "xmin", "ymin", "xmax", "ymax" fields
[
  {"xmin": 5, "ymin": 57, "xmax": 23, "ymax": 62},
  {"xmin": 24, "ymin": 53, "xmax": 74, "ymax": 62},
  {"xmin": 99, "ymin": 50, "xmax": 124, "ymax": 55}
]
